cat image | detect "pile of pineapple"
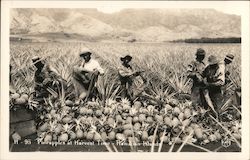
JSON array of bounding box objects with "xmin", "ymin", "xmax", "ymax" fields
[
  {"xmin": 34, "ymin": 97, "xmax": 241, "ymax": 148},
  {"xmin": 10, "ymin": 92, "xmax": 29, "ymax": 107},
  {"xmin": 10, "ymin": 90, "xmax": 41, "ymax": 111}
]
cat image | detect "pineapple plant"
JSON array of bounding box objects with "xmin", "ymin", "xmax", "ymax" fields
[
  {"xmin": 138, "ymin": 114, "xmax": 146, "ymax": 123},
  {"xmin": 58, "ymin": 124, "xmax": 73, "ymax": 142},
  {"xmin": 86, "ymin": 131, "xmax": 94, "ymax": 141},
  {"xmin": 108, "ymin": 131, "xmax": 116, "ymax": 141}
]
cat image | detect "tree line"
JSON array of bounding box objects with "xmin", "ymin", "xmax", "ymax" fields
[{"xmin": 172, "ymin": 37, "xmax": 241, "ymax": 43}]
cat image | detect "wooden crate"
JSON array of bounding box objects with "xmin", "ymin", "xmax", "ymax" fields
[
  {"xmin": 10, "ymin": 107, "xmax": 37, "ymax": 137},
  {"xmin": 10, "ymin": 120, "xmax": 37, "ymax": 137},
  {"xmin": 10, "ymin": 107, "xmax": 35, "ymax": 123}
]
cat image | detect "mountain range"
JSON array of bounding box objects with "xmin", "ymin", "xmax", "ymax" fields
[{"xmin": 10, "ymin": 8, "xmax": 241, "ymax": 42}]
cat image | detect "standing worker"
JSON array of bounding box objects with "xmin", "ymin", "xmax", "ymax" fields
[
  {"xmin": 118, "ymin": 55, "xmax": 145, "ymax": 101},
  {"xmin": 187, "ymin": 48, "xmax": 206, "ymax": 108},
  {"xmin": 32, "ymin": 56, "xmax": 66, "ymax": 102},
  {"xmin": 72, "ymin": 48, "xmax": 104, "ymax": 104},
  {"xmin": 202, "ymin": 55, "xmax": 225, "ymax": 117},
  {"xmin": 217, "ymin": 54, "xmax": 234, "ymax": 95}
]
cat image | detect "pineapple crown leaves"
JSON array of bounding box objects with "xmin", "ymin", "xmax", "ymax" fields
[
  {"xmin": 46, "ymin": 87, "xmax": 59, "ymax": 100},
  {"xmin": 74, "ymin": 118, "xmax": 81, "ymax": 126},
  {"xmin": 88, "ymin": 119, "xmax": 98, "ymax": 129},
  {"xmin": 36, "ymin": 132, "xmax": 47, "ymax": 142},
  {"xmin": 146, "ymin": 106, "xmax": 155, "ymax": 116},
  {"xmin": 129, "ymin": 106, "xmax": 139, "ymax": 116},
  {"xmin": 98, "ymin": 116, "xmax": 107, "ymax": 126},
  {"xmin": 110, "ymin": 103, "xmax": 118, "ymax": 112},
  {"xmin": 183, "ymin": 100, "xmax": 192, "ymax": 108},
  {"xmin": 73, "ymin": 118, "xmax": 84, "ymax": 131},
  {"xmin": 27, "ymin": 100, "xmax": 39, "ymax": 110},
  {"xmin": 191, "ymin": 110, "xmax": 199, "ymax": 117},
  {"xmin": 89, "ymin": 122, "xmax": 98, "ymax": 134},
  {"xmin": 62, "ymin": 123, "xmax": 74, "ymax": 133},
  {"xmin": 26, "ymin": 94, "xmax": 39, "ymax": 110},
  {"xmin": 106, "ymin": 98, "xmax": 117, "ymax": 107},
  {"xmin": 164, "ymin": 107, "xmax": 171, "ymax": 115},
  {"xmin": 48, "ymin": 120, "xmax": 58, "ymax": 132},
  {"xmin": 110, "ymin": 120, "xmax": 118, "ymax": 129},
  {"xmin": 233, "ymin": 121, "xmax": 241, "ymax": 129},
  {"xmin": 121, "ymin": 97, "xmax": 131, "ymax": 106},
  {"xmin": 141, "ymin": 122, "xmax": 150, "ymax": 131},
  {"xmin": 60, "ymin": 109, "xmax": 69, "ymax": 117},
  {"xmin": 45, "ymin": 97, "xmax": 58, "ymax": 110},
  {"xmin": 46, "ymin": 113, "xmax": 54, "ymax": 120}
]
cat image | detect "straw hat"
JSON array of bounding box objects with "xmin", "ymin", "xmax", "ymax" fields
[
  {"xmin": 120, "ymin": 55, "xmax": 132, "ymax": 62},
  {"xmin": 225, "ymin": 54, "xmax": 234, "ymax": 62},
  {"xmin": 208, "ymin": 55, "xmax": 219, "ymax": 65},
  {"xmin": 79, "ymin": 48, "xmax": 92, "ymax": 57}
]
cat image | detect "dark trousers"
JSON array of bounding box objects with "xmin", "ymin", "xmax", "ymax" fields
[
  {"xmin": 208, "ymin": 87, "xmax": 224, "ymax": 113},
  {"xmin": 191, "ymin": 86, "xmax": 204, "ymax": 106}
]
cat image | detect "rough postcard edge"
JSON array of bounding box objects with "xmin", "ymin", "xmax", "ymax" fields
[{"xmin": 1, "ymin": 1, "xmax": 250, "ymax": 160}]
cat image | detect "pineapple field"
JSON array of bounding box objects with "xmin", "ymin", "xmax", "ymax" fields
[{"xmin": 9, "ymin": 42, "xmax": 241, "ymax": 152}]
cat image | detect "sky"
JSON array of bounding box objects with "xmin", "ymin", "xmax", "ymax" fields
[
  {"xmin": 96, "ymin": 2, "xmax": 243, "ymax": 16},
  {"xmin": 97, "ymin": 6, "xmax": 241, "ymax": 15}
]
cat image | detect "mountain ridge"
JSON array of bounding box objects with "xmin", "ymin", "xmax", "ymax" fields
[{"xmin": 10, "ymin": 9, "xmax": 241, "ymax": 42}]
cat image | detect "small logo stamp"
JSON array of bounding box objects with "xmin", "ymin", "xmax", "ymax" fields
[{"xmin": 221, "ymin": 138, "xmax": 231, "ymax": 148}]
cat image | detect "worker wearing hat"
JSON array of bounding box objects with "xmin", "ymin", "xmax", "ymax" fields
[
  {"xmin": 224, "ymin": 54, "xmax": 234, "ymax": 64},
  {"xmin": 118, "ymin": 55, "xmax": 145, "ymax": 101},
  {"xmin": 217, "ymin": 54, "xmax": 235, "ymax": 97},
  {"xmin": 220, "ymin": 54, "xmax": 234, "ymax": 82},
  {"xmin": 187, "ymin": 48, "xmax": 206, "ymax": 108},
  {"xmin": 76, "ymin": 48, "xmax": 104, "ymax": 74},
  {"xmin": 32, "ymin": 56, "xmax": 65, "ymax": 101},
  {"xmin": 72, "ymin": 48, "xmax": 104, "ymax": 103},
  {"xmin": 201, "ymin": 55, "xmax": 225, "ymax": 118}
]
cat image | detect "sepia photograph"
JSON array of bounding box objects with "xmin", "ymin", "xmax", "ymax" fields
[{"xmin": 1, "ymin": 1, "xmax": 250, "ymax": 160}]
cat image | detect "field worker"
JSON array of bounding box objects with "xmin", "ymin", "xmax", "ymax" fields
[
  {"xmin": 217, "ymin": 54, "xmax": 234, "ymax": 95},
  {"xmin": 32, "ymin": 56, "xmax": 65, "ymax": 100},
  {"xmin": 202, "ymin": 55, "xmax": 225, "ymax": 117},
  {"xmin": 72, "ymin": 48, "xmax": 104, "ymax": 104},
  {"xmin": 217, "ymin": 54, "xmax": 240, "ymax": 120},
  {"xmin": 118, "ymin": 55, "xmax": 145, "ymax": 101},
  {"xmin": 187, "ymin": 48, "xmax": 206, "ymax": 108}
]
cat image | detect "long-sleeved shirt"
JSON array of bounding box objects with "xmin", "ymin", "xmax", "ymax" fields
[
  {"xmin": 118, "ymin": 64, "xmax": 144, "ymax": 95},
  {"xmin": 118, "ymin": 64, "xmax": 134, "ymax": 77},
  {"xmin": 217, "ymin": 61, "xmax": 231, "ymax": 84},
  {"xmin": 82, "ymin": 59, "xmax": 104, "ymax": 75},
  {"xmin": 187, "ymin": 60, "xmax": 205, "ymax": 86},
  {"xmin": 217, "ymin": 61, "xmax": 226, "ymax": 75},
  {"xmin": 72, "ymin": 59, "xmax": 104, "ymax": 85},
  {"xmin": 118, "ymin": 64, "xmax": 134, "ymax": 87},
  {"xmin": 202, "ymin": 64, "xmax": 225, "ymax": 87}
]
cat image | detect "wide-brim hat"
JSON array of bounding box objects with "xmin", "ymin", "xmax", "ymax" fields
[
  {"xmin": 79, "ymin": 48, "xmax": 92, "ymax": 57},
  {"xmin": 208, "ymin": 55, "xmax": 219, "ymax": 65},
  {"xmin": 120, "ymin": 55, "xmax": 132, "ymax": 62},
  {"xmin": 196, "ymin": 48, "xmax": 206, "ymax": 56},
  {"xmin": 225, "ymin": 54, "xmax": 234, "ymax": 62},
  {"xmin": 32, "ymin": 56, "xmax": 45, "ymax": 64}
]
